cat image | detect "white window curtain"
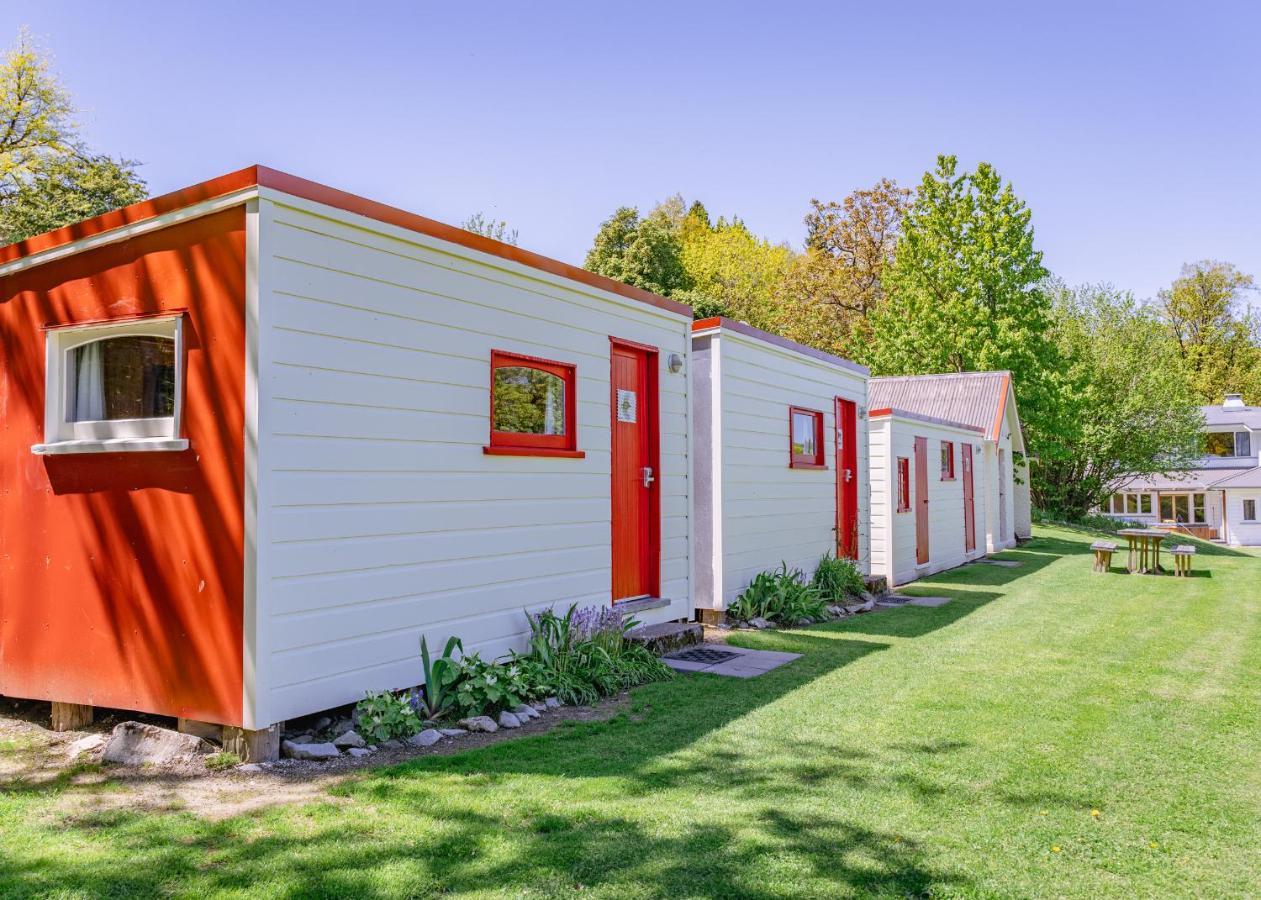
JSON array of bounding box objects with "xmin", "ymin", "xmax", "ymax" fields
[{"xmin": 73, "ymin": 342, "xmax": 105, "ymax": 422}]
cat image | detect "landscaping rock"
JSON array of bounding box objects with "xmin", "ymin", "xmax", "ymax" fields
[
  {"xmin": 347, "ymin": 747, "xmax": 372, "ymax": 758},
  {"xmin": 827, "ymin": 604, "xmax": 847, "ymax": 618},
  {"xmin": 237, "ymin": 763, "xmax": 264, "ymax": 773},
  {"xmin": 860, "ymin": 591, "xmax": 880, "ymax": 605},
  {"xmin": 281, "ymin": 741, "xmax": 340, "ymax": 761},
  {"xmin": 408, "ymin": 729, "xmax": 442, "ymax": 748},
  {"xmin": 531, "ymin": 702, "xmax": 548, "ymax": 713},
  {"xmin": 459, "ymin": 716, "xmax": 498, "ymax": 733},
  {"xmin": 379, "ymin": 739, "xmax": 404, "ymax": 750},
  {"xmin": 439, "ymin": 728, "xmax": 467, "ymax": 737},
  {"xmin": 288, "ymin": 733, "xmax": 315, "ymax": 745},
  {"xmin": 102, "ymin": 722, "xmax": 213, "ymax": 766},
  {"xmin": 626, "ymin": 621, "xmax": 703, "ymax": 654},
  {"xmin": 497, "ymin": 711, "xmax": 522, "ymax": 729},
  {"xmin": 65, "ymin": 733, "xmax": 106, "ymax": 758},
  {"xmin": 313, "ymin": 717, "xmax": 332, "ymax": 733},
  {"xmin": 512, "ymin": 704, "xmax": 541, "ymax": 721},
  {"xmin": 797, "ymin": 617, "xmax": 813, "ymax": 626},
  {"xmin": 748, "ymin": 617, "xmax": 772, "ymax": 629},
  {"xmin": 544, "ymin": 697, "xmax": 560, "ymax": 709},
  {"xmin": 333, "ymin": 730, "xmax": 366, "ymax": 749}
]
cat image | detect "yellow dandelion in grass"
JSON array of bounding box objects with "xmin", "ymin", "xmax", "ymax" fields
[
  {"xmin": 1149, "ymin": 842, "xmax": 1159, "ymax": 849},
  {"xmin": 1091, "ymin": 809, "xmax": 1100, "ymax": 818},
  {"xmin": 1051, "ymin": 846, "xmax": 1061, "ymax": 853},
  {"xmin": 1039, "ymin": 810, "xmax": 1048, "ymax": 816}
]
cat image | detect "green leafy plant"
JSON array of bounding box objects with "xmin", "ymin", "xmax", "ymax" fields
[
  {"xmin": 415, "ymin": 634, "xmax": 463, "ymax": 720},
  {"xmin": 204, "ymin": 751, "xmax": 241, "ymax": 771},
  {"xmin": 812, "ymin": 553, "xmax": 865, "ymax": 604},
  {"xmin": 356, "ymin": 690, "xmax": 424, "ymax": 742},
  {"xmin": 453, "ymin": 654, "xmax": 528, "ymax": 717},
  {"xmin": 728, "ymin": 562, "xmax": 826, "ymax": 624}
]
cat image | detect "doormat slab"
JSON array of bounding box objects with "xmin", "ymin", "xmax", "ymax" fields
[
  {"xmin": 668, "ymin": 646, "xmax": 741, "ymax": 665},
  {"xmin": 662, "ymin": 643, "xmax": 801, "ymax": 678},
  {"xmin": 979, "ymin": 559, "xmax": 1022, "ymax": 568}
]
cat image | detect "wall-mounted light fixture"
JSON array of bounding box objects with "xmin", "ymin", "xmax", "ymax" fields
[{"xmin": 667, "ymin": 353, "xmax": 684, "ymax": 374}]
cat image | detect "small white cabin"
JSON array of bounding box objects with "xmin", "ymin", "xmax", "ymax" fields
[
  {"xmin": 868, "ymin": 409, "xmax": 989, "ymax": 586},
  {"xmin": 690, "ymin": 317, "xmax": 870, "ymax": 619}
]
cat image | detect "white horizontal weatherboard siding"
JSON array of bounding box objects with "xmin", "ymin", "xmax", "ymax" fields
[
  {"xmin": 870, "ymin": 415, "xmax": 987, "ymax": 587},
  {"xmin": 249, "ymin": 193, "xmax": 691, "ymax": 727},
  {"xmin": 693, "ymin": 329, "xmax": 868, "ymax": 612}
]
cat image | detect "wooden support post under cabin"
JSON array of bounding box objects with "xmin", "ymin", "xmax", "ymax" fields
[
  {"xmin": 177, "ymin": 718, "xmax": 224, "ymax": 743},
  {"xmin": 50, "ymin": 701, "xmax": 93, "ymax": 732},
  {"xmin": 221, "ymin": 723, "xmax": 282, "ymax": 763}
]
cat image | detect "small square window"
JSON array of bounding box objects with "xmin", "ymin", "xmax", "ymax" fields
[
  {"xmin": 789, "ymin": 406, "xmax": 825, "ymax": 468},
  {"xmin": 940, "ymin": 441, "xmax": 955, "ymax": 480},
  {"xmin": 32, "ymin": 315, "xmax": 187, "ymax": 455},
  {"xmin": 897, "ymin": 457, "xmax": 911, "ymax": 512},
  {"xmin": 1244, "ymin": 499, "xmax": 1257, "ymax": 522},
  {"xmin": 484, "ymin": 349, "xmax": 583, "ymax": 457}
]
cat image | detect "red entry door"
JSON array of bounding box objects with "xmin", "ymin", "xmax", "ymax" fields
[
  {"xmin": 834, "ymin": 397, "xmax": 859, "ymax": 559},
  {"xmin": 962, "ymin": 442, "xmax": 976, "ymax": 553},
  {"xmin": 610, "ymin": 340, "xmax": 659, "ymax": 602},
  {"xmin": 913, "ymin": 436, "xmax": 930, "ymax": 565}
]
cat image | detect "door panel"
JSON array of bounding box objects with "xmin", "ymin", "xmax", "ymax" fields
[
  {"xmin": 834, "ymin": 397, "xmax": 859, "ymax": 559},
  {"xmin": 998, "ymin": 448, "xmax": 1008, "ymax": 541},
  {"xmin": 914, "ymin": 436, "xmax": 930, "ymax": 565},
  {"xmin": 610, "ymin": 341, "xmax": 658, "ymax": 601},
  {"xmin": 962, "ymin": 443, "xmax": 976, "ymax": 553}
]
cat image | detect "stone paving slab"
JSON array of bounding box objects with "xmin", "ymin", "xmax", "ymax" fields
[
  {"xmin": 662, "ymin": 642, "xmax": 801, "ymax": 678},
  {"xmin": 904, "ymin": 595, "xmax": 951, "ymax": 607},
  {"xmin": 978, "ymin": 559, "xmax": 1022, "ymax": 568}
]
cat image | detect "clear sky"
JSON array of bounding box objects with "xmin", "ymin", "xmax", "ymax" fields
[{"xmin": 5, "ymin": 1, "xmax": 1259, "ymax": 304}]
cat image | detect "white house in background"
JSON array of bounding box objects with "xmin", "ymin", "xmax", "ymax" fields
[
  {"xmin": 868, "ymin": 371, "xmax": 1031, "ymax": 553},
  {"xmin": 690, "ymin": 317, "xmax": 870, "ymax": 621},
  {"xmin": 867, "ymin": 408, "xmax": 990, "ymax": 586},
  {"xmin": 1102, "ymin": 394, "xmax": 1261, "ymax": 546}
]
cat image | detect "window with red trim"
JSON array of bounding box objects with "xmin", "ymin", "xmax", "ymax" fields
[
  {"xmin": 484, "ymin": 350, "xmax": 583, "ymax": 457},
  {"xmin": 897, "ymin": 457, "xmax": 911, "ymax": 512},
  {"xmin": 789, "ymin": 406, "xmax": 825, "ymax": 468},
  {"xmin": 940, "ymin": 440, "xmax": 955, "ymax": 480}
]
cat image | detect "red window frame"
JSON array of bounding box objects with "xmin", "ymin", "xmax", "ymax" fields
[
  {"xmin": 897, "ymin": 457, "xmax": 911, "ymax": 512},
  {"xmin": 940, "ymin": 440, "xmax": 955, "ymax": 480},
  {"xmin": 788, "ymin": 406, "xmax": 826, "ymax": 469},
  {"xmin": 484, "ymin": 349, "xmax": 584, "ymax": 458}
]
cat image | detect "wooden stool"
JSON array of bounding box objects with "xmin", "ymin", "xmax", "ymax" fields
[
  {"xmin": 1169, "ymin": 545, "xmax": 1196, "ymax": 577},
  {"xmin": 1091, "ymin": 540, "xmax": 1118, "ymax": 573}
]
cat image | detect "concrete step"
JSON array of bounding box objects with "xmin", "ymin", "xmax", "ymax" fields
[{"xmin": 626, "ymin": 621, "xmax": 703, "ymax": 655}]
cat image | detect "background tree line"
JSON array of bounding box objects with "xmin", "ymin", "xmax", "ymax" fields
[{"xmin": 583, "ymin": 159, "xmax": 1259, "ymax": 519}]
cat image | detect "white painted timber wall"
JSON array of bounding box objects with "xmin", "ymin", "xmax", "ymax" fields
[
  {"xmin": 869, "ymin": 415, "xmax": 988, "ymax": 586},
  {"xmin": 692, "ymin": 328, "xmax": 869, "ymax": 612},
  {"xmin": 247, "ymin": 190, "xmax": 692, "ymax": 728},
  {"xmin": 1224, "ymin": 489, "xmax": 1261, "ymax": 546}
]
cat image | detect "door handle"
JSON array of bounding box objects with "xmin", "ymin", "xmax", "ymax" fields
[
  {"xmin": 642, "ymin": 466, "xmax": 655, "ymax": 489},
  {"xmin": 844, "ymin": 468, "xmax": 853, "ymax": 483}
]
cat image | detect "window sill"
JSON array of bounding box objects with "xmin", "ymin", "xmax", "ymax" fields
[
  {"xmin": 483, "ymin": 446, "xmax": 586, "ymax": 459},
  {"xmin": 789, "ymin": 462, "xmax": 828, "ymax": 470},
  {"xmin": 32, "ymin": 437, "xmax": 190, "ymax": 455},
  {"xmin": 941, "ymin": 476, "xmax": 956, "ymax": 482},
  {"xmin": 613, "ymin": 596, "xmax": 669, "ymax": 614}
]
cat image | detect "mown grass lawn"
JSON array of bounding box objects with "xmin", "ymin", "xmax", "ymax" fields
[{"xmin": 2, "ymin": 525, "xmax": 1259, "ymax": 898}]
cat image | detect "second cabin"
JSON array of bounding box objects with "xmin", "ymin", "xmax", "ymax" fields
[{"xmin": 690, "ymin": 318, "xmax": 870, "ymax": 621}]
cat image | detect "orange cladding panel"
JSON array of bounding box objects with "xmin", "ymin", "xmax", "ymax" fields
[{"xmin": 0, "ymin": 208, "xmax": 247, "ymax": 725}]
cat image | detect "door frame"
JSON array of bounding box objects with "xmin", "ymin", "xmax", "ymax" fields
[
  {"xmin": 913, "ymin": 436, "xmax": 930, "ymax": 566},
  {"xmin": 834, "ymin": 396, "xmax": 859, "ymax": 560},
  {"xmin": 609, "ymin": 336, "xmax": 661, "ymax": 602},
  {"xmin": 962, "ymin": 442, "xmax": 976, "ymax": 553}
]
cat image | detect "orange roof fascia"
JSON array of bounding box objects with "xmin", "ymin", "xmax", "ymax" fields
[
  {"xmin": 989, "ymin": 373, "xmax": 1011, "ymax": 441},
  {"xmin": 1, "ymin": 164, "xmax": 691, "ymax": 319}
]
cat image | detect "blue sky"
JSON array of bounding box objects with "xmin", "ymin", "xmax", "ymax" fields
[{"xmin": 6, "ymin": 1, "xmax": 1260, "ymax": 305}]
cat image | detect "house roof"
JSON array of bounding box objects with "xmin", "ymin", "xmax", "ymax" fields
[
  {"xmin": 868, "ymin": 371, "xmax": 1014, "ymax": 442},
  {"xmin": 690, "ymin": 317, "xmax": 869, "ymax": 376},
  {"xmin": 1202, "ymin": 403, "xmax": 1261, "ymax": 431},
  {"xmin": 868, "ymin": 407, "xmax": 985, "ymax": 434},
  {"xmin": 1119, "ymin": 467, "xmax": 1261, "ymax": 491},
  {"xmin": 0, "ymin": 165, "xmax": 691, "ymax": 319}
]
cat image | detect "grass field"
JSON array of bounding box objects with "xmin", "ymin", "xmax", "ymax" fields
[{"xmin": 2, "ymin": 525, "xmax": 1259, "ymax": 898}]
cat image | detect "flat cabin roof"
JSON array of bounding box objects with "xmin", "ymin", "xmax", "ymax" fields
[
  {"xmin": 0, "ymin": 165, "xmax": 691, "ymax": 319},
  {"xmin": 691, "ymin": 316, "xmax": 870, "ymax": 376}
]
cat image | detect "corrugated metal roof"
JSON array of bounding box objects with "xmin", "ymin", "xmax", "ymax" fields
[{"xmin": 868, "ymin": 371, "xmax": 1011, "ymax": 440}]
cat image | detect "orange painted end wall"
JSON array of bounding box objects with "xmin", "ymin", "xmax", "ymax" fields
[{"xmin": 0, "ymin": 208, "xmax": 246, "ymax": 725}]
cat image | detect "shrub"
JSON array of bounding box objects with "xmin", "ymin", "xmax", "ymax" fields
[
  {"xmin": 414, "ymin": 634, "xmax": 463, "ymax": 721},
  {"xmin": 453, "ymin": 654, "xmax": 529, "ymax": 717},
  {"xmin": 728, "ymin": 563, "xmax": 827, "ymax": 624},
  {"xmin": 812, "ymin": 553, "xmax": 865, "ymax": 603},
  {"xmin": 356, "ymin": 690, "xmax": 424, "ymax": 742}
]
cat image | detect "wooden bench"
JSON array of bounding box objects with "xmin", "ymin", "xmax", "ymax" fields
[
  {"xmin": 1168, "ymin": 544, "xmax": 1196, "ymax": 577},
  {"xmin": 1091, "ymin": 540, "xmax": 1118, "ymax": 573}
]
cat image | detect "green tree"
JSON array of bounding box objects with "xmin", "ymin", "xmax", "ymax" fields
[
  {"xmin": 461, "ymin": 212, "xmax": 518, "ymax": 246},
  {"xmin": 871, "ymin": 155, "xmax": 1061, "ymax": 446},
  {"xmin": 0, "ymin": 29, "xmax": 146, "ymax": 244},
  {"xmin": 1157, "ymin": 260, "xmax": 1260, "ymax": 404},
  {"xmin": 1035, "ymin": 283, "xmax": 1203, "ymax": 516},
  {"xmin": 679, "ymin": 211, "xmax": 793, "ymax": 328},
  {"xmin": 584, "ymin": 204, "xmax": 690, "ymax": 297}
]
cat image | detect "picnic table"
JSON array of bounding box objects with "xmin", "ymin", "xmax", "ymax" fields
[{"xmin": 1116, "ymin": 528, "xmax": 1171, "ymax": 574}]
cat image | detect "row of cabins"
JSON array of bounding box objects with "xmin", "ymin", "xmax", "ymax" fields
[{"xmin": 0, "ymin": 167, "xmax": 1030, "ymax": 756}]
